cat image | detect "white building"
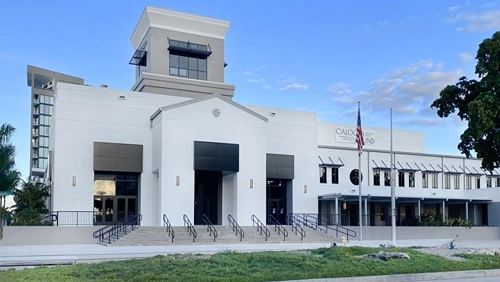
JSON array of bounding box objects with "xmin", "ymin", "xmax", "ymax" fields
[{"xmin": 48, "ymin": 6, "xmax": 500, "ymax": 228}]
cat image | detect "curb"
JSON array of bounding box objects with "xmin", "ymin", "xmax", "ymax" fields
[{"xmin": 284, "ymin": 269, "xmax": 500, "ymax": 281}]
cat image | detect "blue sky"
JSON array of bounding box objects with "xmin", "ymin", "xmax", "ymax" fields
[{"xmin": 1, "ymin": 0, "xmax": 499, "ymax": 180}]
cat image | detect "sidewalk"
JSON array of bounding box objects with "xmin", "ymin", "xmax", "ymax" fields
[{"xmin": 0, "ymin": 239, "xmax": 494, "ymax": 265}]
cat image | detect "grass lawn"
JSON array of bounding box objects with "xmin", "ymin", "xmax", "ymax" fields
[{"xmin": 1, "ymin": 246, "xmax": 500, "ymax": 282}]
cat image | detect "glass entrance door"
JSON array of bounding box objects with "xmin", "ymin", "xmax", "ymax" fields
[
  {"xmin": 116, "ymin": 197, "xmax": 137, "ymax": 222},
  {"xmin": 266, "ymin": 179, "xmax": 287, "ymax": 225},
  {"xmin": 93, "ymin": 197, "xmax": 115, "ymax": 224}
]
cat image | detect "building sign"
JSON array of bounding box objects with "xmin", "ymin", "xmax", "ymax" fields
[{"xmin": 335, "ymin": 127, "xmax": 375, "ymax": 145}]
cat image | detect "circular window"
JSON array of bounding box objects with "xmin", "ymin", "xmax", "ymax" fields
[
  {"xmin": 350, "ymin": 169, "xmax": 363, "ymax": 185},
  {"xmin": 212, "ymin": 108, "xmax": 221, "ymax": 117}
]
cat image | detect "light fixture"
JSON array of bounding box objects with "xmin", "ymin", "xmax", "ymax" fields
[
  {"xmin": 303, "ymin": 185, "xmax": 307, "ymax": 193},
  {"xmin": 72, "ymin": 176, "xmax": 76, "ymax": 186},
  {"xmin": 250, "ymin": 179, "xmax": 254, "ymax": 189},
  {"xmin": 342, "ymin": 202, "xmax": 347, "ymax": 210},
  {"xmin": 176, "ymin": 176, "xmax": 180, "ymax": 186}
]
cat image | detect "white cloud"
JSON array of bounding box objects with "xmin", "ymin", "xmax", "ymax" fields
[
  {"xmin": 458, "ymin": 52, "xmax": 473, "ymax": 62},
  {"xmin": 278, "ymin": 83, "xmax": 309, "ymax": 92},
  {"xmin": 447, "ymin": 9, "xmax": 500, "ymax": 31},
  {"xmin": 377, "ymin": 20, "xmax": 389, "ymax": 26},
  {"xmin": 326, "ymin": 82, "xmax": 351, "ymax": 95},
  {"xmin": 448, "ymin": 5, "xmax": 461, "ymax": 12},
  {"xmin": 332, "ymin": 59, "xmax": 463, "ymax": 127},
  {"xmin": 242, "ymin": 66, "xmax": 272, "ymax": 89},
  {"xmin": 246, "ymin": 78, "xmax": 265, "ymax": 83}
]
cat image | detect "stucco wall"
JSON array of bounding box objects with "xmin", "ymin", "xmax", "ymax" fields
[{"xmin": 0, "ymin": 226, "xmax": 101, "ymax": 245}]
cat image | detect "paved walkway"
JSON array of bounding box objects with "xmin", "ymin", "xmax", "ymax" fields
[{"xmin": 2, "ymin": 239, "xmax": 500, "ymax": 265}]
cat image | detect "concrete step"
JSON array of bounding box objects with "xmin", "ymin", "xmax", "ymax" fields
[{"xmin": 107, "ymin": 225, "xmax": 343, "ymax": 246}]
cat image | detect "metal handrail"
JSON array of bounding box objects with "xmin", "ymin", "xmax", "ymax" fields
[
  {"xmin": 202, "ymin": 214, "xmax": 218, "ymax": 242},
  {"xmin": 227, "ymin": 214, "xmax": 244, "ymax": 242},
  {"xmin": 183, "ymin": 214, "xmax": 197, "ymax": 242},
  {"xmin": 292, "ymin": 213, "xmax": 357, "ymax": 241},
  {"xmin": 267, "ymin": 215, "xmax": 288, "ymax": 241},
  {"xmin": 162, "ymin": 214, "xmax": 175, "ymax": 243},
  {"xmin": 251, "ymin": 215, "xmax": 270, "ymax": 241},
  {"xmin": 92, "ymin": 214, "xmax": 142, "ymax": 244},
  {"xmin": 286, "ymin": 215, "xmax": 306, "ymax": 241}
]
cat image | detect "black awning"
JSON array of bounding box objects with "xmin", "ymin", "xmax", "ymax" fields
[
  {"xmin": 397, "ymin": 161, "xmax": 420, "ymax": 172},
  {"xmin": 129, "ymin": 49, "xmax": 147, "ymax": 66},
  {"xmin": 463, "ymin": 165, "xmax": 485, "ymax": 176},
  {"xmin": 372, "ymin": 160, "xmax": 391, "ymax": 170},
  {"xmin": 319, "ymin": 156, "xmax": 344, "ymax": 167},
  {"xmin": 168, "ymin": 39, "xmax": 212, "ymax": 59},
  {"xmin": 443, "ymin": 164, "xmax": 462, "ymax": 175},
  {"xmin": 420, "ymin": 163, "xmax": 442, "ymax": 173}
]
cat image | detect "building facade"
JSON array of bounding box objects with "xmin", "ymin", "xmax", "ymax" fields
[
  {"xmin": 27, "ymin": 66, "xmax": 83, "ymax": 182},
  {"xmin": 48, "ymin": 6, "xmax": 500, "ymax": 227}
]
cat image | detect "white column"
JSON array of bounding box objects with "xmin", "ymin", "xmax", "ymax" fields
[
  {"xmin": 364, "ymin": 197, "xmax": 368, "ymax": 226},
  {"xmin": 418, "ymin": 200, "xmax": 421, "ymax": 223},
  {"xmin": 465, "ymin": 201, "xmax": 469, "ymax": 221},
  {"xmin": 442, "ymin": 201, "xmax": 446, "ymax": 222},
  {"xmin": 335, "ymin": 197, "xmax": 339, "ymax": 225}
]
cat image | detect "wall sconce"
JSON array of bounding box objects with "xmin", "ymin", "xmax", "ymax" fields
[
  {"xmin": 176, "ymin": 176, "xmax": 180, "ymax": 186},
  {"xmin": 303, "ymin": 185, "xmax": 307, "ymax": 193},
  {"xmin": 72, "ymin": 176, "xmax": 76, "ymax": 186},
  {"xmin": 342, "ymin": 202, "xmax": 347, "ymax": 210},
  {"xmin": 250, "ymin": 179, "xmax": 254, "ymax": 189}
]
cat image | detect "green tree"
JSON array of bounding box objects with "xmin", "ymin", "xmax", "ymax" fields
[
  {"xmin": 0, "ymin": 123, "xmax": 20, "ymax": 192},
  {"xmin": 431, "ymin": 31, "xmax": 500, "ymax": 171},
  {"xmin": 12, "ymin": 181, "xmax": 51, "ymax": 225}
]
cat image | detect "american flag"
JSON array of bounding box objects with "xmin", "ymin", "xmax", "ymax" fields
[{"xmin": 356, "ymin": 103, "xmax": 365, "ymax": 156}]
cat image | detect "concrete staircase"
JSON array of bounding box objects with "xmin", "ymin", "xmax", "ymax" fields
[{"xmin": 109, "ymin": 225, "xmax": 342, "ymax": 246}]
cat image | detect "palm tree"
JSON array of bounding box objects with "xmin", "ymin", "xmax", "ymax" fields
[
  {"xmin": 12, "ymin": 181, "xmax": 50, "ymax": 225},
  {"xmin": 0, "ymin": 123, "xmax": 20, "ymax": 193},
  {"xmin": 0, "ymin": 123, "xmax": 20, "ymax": 229}
]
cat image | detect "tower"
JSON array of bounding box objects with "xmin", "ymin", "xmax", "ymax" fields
[
  {"xmin": 129, "ymin": 6, "xmax": 235, "ymax": 99},
  {"xmin": 27, "ymin": 65, "xmax": 84, "ymax": 182}
]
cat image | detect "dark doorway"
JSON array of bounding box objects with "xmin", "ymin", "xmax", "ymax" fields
[
  {"xmin": 194, "ymin": 170, "xmax": 221, "ymax": 225},
  {"xmin": 93, "ymin": 173, "xmax": 139, "ymax": 225},
  {"xmin": 266, "ymin": 179, "xmax": 287, "ymax": 224}
]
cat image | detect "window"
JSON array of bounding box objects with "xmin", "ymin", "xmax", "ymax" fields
[
  {"xmin": 169, "ymin": 54, "xmax": 207, "ymax": 81},
  {"xmin": 454, "ymin": 175, "xmax": 460, "ymax": 189},
  {"xmin": 466, "ymin": 175, "xmax": 472, "ymax": 190},
  {"xmin": 373, "ymin": 170, "xmax": 380, "ymax": 186},
  {"xmin": 476, "ymin": 176, "xmax": 481, "ymax": 189},
  {"xmin": 431, "ymin": 173, "xmax": 438, "ymax": 188},
  {"xmin": 319, "ymin": 167, "xmax": 327, "ymax": 183},
  {"xmin": 422, "ymin": 173, "xmax": 429, "ymax": 188},
  {"xmin": 350, "ymin": 169, "xmax": 362, "ymax": 185},
  {"xmin": 496, "ymin": 177, "xmax": 500, "ymax": 187},
  {"xmin": 487, "ymin": 176, "xmax": 492, "ymax": 188},
  {"xmin": 384, "ymin": 171, "xmax": 391, "ymax": 186},
  {"xmin": 409, "ymin": 172, "xmax": 415, "ymax": 187},
  {"xmin": 398, "ymin": 171, "xmax": 405, "ymax": 187},
  {"xmin": 331, "ymin": 167, "xmax": 339, "ymax": 184},
  {"xmin": 444, "ymin": 174, "xmax": 451, "ymax": 189}
]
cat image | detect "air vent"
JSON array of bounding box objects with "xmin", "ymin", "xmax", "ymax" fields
[{"xmin": 118, "ymin": 95, "xmax": 126, "ymax": 100}]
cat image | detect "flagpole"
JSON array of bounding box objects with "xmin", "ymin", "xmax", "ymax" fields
[
  {"xmin": 390, "ymin": 107, "xmax": 397, "ymax": 246},
  {"xmin": 358, "ymin": 102, "xmax": 363, "ymax": 241},
  {"xmin": 358, "ymin": 145, "xmax": 363, "ymax": 241}
]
